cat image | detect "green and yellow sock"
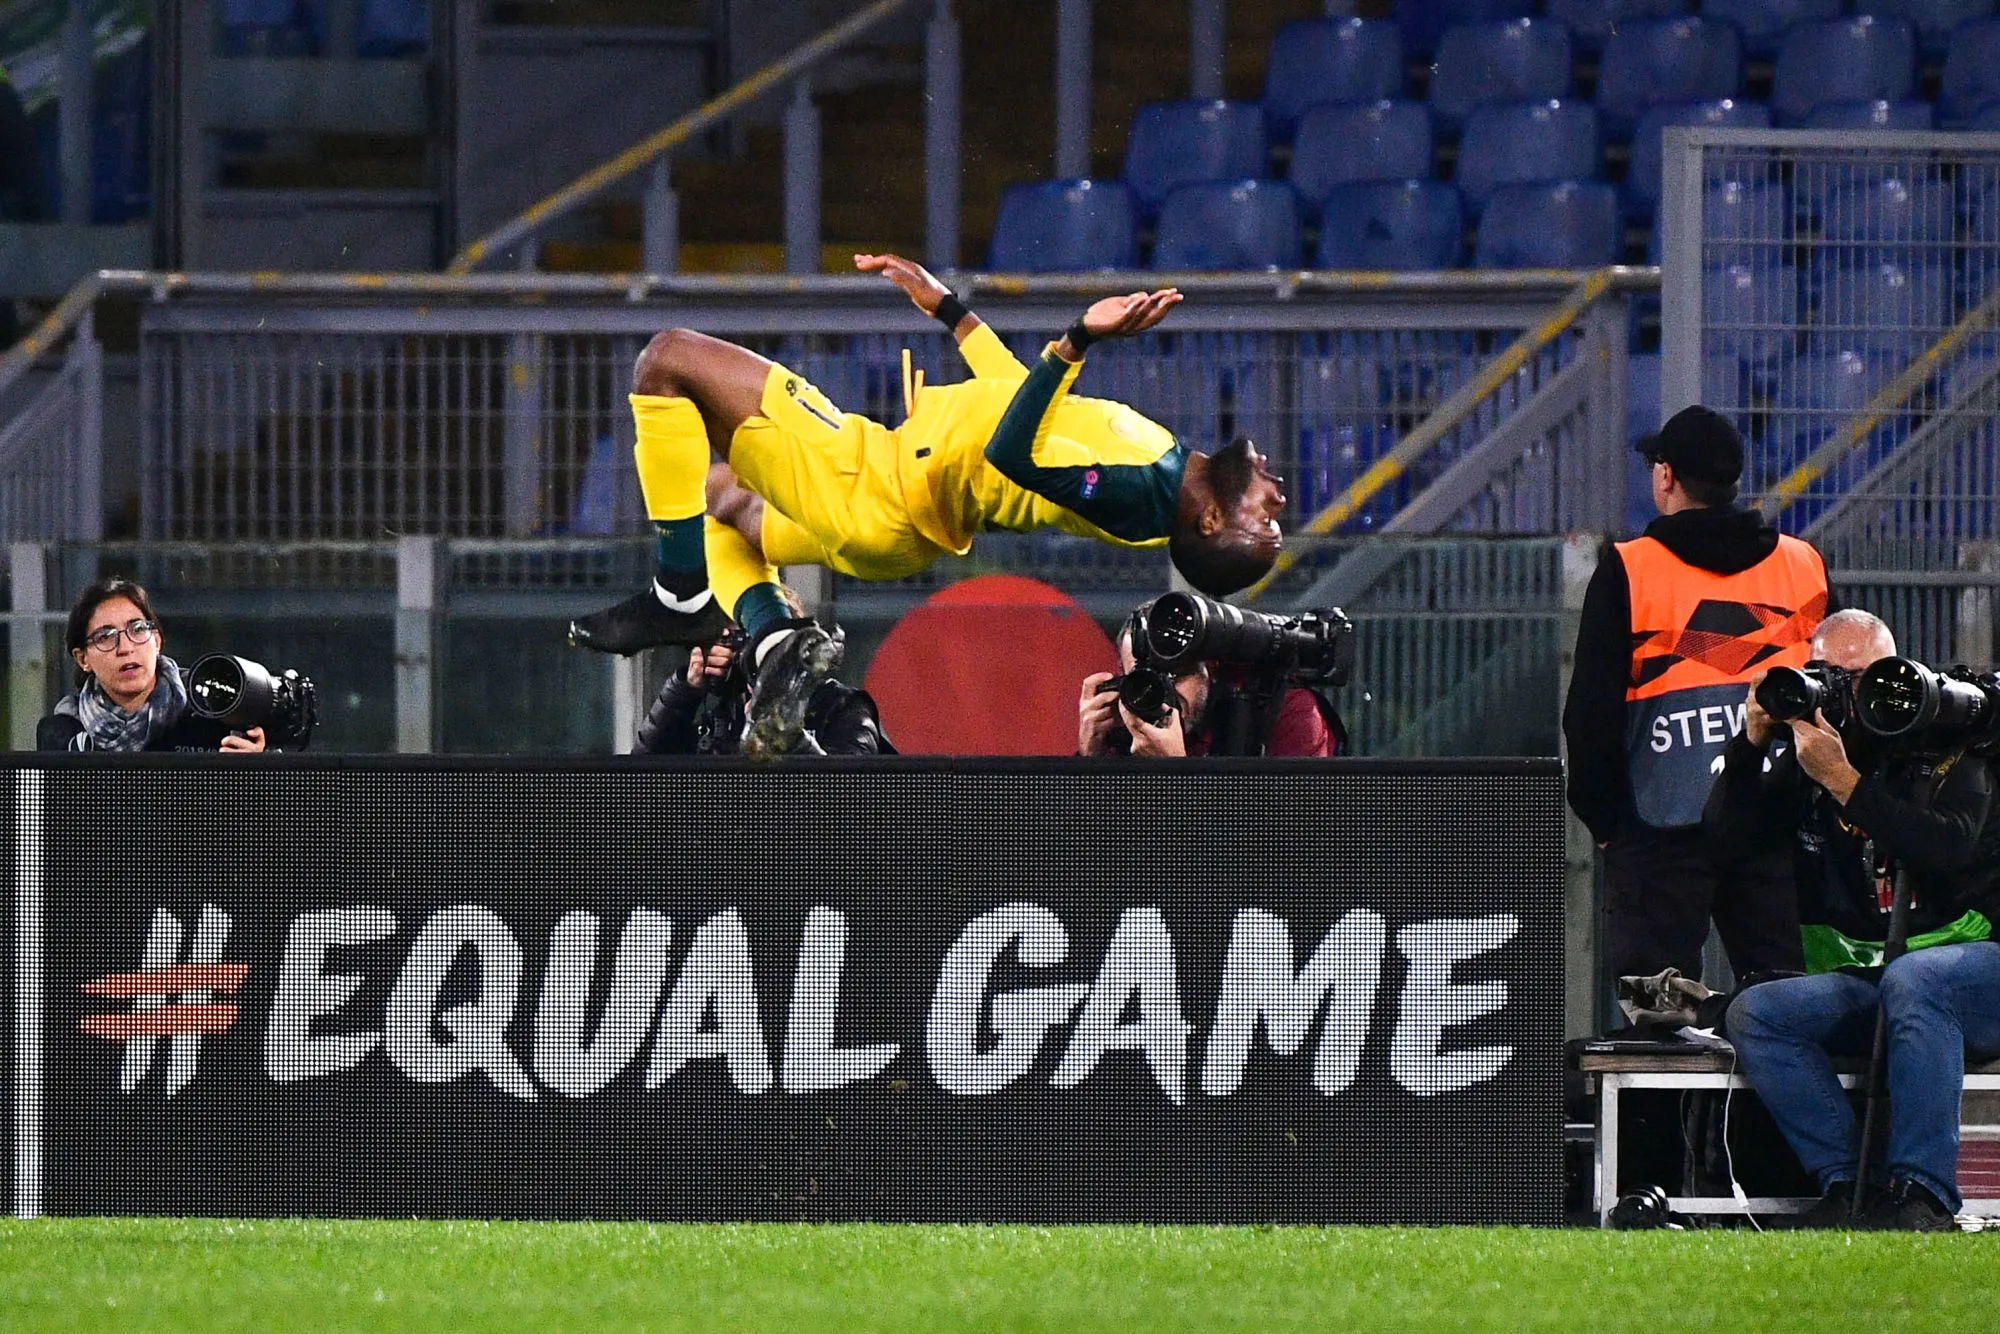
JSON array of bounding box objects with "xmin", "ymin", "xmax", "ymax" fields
[
  {"xmin": 704, "ymin": 517, "xmax": 791, "ymax": 643},
  {"xmin": 631, "ymin": 394, "xmax": 710, "ymax": 604}
]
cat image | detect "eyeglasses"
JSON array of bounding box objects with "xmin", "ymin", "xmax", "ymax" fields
[{"xmin": 83, "ymin": 619, "xmax": 157, "ymax": 653}]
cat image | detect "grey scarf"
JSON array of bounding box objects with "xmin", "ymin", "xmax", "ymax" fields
[{"xmin": 54, "ymin": 655, "xmax": 189, "ymax": 752}]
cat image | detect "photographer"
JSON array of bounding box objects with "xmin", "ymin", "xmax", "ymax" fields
[
  {"xmin": 635, "ymin": 627, "xmax": 894, "ymax": 756},
  {"xmin": 37, "ymin": 579, "xmax": 269, "ymax": 754},
  {"xmin": 1709, "ymin": 610, "xmax": 2000, "ymax": 1230},
  {"xmin": 1076, "ymin": 605, "xmax": 1339, "ymax": 758}
]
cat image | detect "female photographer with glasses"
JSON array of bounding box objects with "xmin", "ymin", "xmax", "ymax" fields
[{"xmin": 35, "ymin": 578, "xmax": 266, "ymax": 753}]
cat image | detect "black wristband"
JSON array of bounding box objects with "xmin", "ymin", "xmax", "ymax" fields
[
  {"xmin": 1065, "ymin": 316, "xmax": 1097, "ymax": 354},
  {"xmin": 933, "ymin": 292, "xmax": 971, "ymax": 330}
]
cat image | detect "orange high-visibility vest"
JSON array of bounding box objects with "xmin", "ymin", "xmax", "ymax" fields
[{"xmin": 1617, "ymin": 532, "xmax": 1828, "ymax": 829}]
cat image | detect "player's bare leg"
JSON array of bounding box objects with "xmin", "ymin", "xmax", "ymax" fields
[{"xmin": 569, "ymin": 330, "xmax": 777, "ymax": 655}]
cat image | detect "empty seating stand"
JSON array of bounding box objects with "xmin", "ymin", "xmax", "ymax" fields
[
  {"xmin": 1940, "ymin": 18, "xmax": 2000, "ymax": 125},
  {"xmin": 1289, "ymin": 100, "xmax": 1432, "ymax": 207},
  {"xmin": 1627, "ymin": 100, "xmax": 1772, "ymax": 221},
  {"xmin": 1475, "ymin": 181, "xmax": 1619, "ymax": 268},
  {"xmin": 1428, "ymin": 18, "xmax": 1571, "ymax": 133},
  {"xmin": 1597, "ymin": 17, "xmax": 1743, "ymax": 137},
  {"xmin": 1546, "ymin": 0, "xmax": 1687, "ymax": 52},
  {"xmin": 1152, "ymin": 180, "xmax": 1301, "ymax": 271},
  {"xmin": 1703, "ymin": 0, "xmax": 1845, "ymax": 58},
  {"xmin": 1262, "ymin": 18, "xmax": 1403, "ymax": 144},
  {"xmin": 989, "ymin": 179, "xmax": 1138, "ymax": 272},
  {"xmin": 1122, "ymin": 99, "xmax": 1267, "ymax": 218},
  {"xmin": 1773, "ymin": 16, "xmax": 1916, "ymax": 126},
  {"xmin": 1391, "ymin": 0, "xmax": 1535, "ymax": 59},
  {"xmin": 1455, "ymin": 99, "xmax": 1599, "ymax": 214},
  {"xmin": 1855, "ymin": 0, "xmax": 1995, "ymax": 58},
  {"xmin": 1318, "ymin": 180, "xmax": 1464, "ymax": 269}
]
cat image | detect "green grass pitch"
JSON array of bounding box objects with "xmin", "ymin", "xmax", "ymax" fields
[{"xmin": 1, "ymin": 1219, "xmax": 1996, "ymax": 1332}]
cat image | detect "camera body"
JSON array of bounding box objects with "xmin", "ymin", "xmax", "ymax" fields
[
  {"xmin": 1755, "ymin": 661, "xmax": 1858, "ymax": 730},
  {"xmin": 186, "ymin": 654, "xmax": 320, "ymax": 750}
]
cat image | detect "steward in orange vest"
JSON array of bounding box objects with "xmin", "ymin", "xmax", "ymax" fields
[{"xmin": 1564, "ymin": 406, "xmax": 1829, "ymax": 983}]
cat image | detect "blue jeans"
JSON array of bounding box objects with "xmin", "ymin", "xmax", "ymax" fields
[{"xmin": 1726, "ymin": 942, "xmax": 2000, "ymax": 1212}]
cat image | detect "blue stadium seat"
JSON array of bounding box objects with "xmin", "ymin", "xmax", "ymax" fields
[
  {"xmin": 1770, "ymin": 349, "xmax": 1900, "ymax": 490},
  {"xmin": 91, "ymin": 36, "xmax": 152, "ymax": 224},
  {"xmin": 1705, "ymin": 177, "xmax": 1791, "ymax": 265},
  {"xmin": 1706, "ymin": 263, "xmax": 1799, "ymax": 393},
  {"xmin": 1547, "ymin": 0, "xmax": 1689, "ymax": 53},
  {"xmin": 219, "ymin": 0, "xmax": 325, "ymax": 56},
  {"xmin": 1802, "ymin": 99, "xmax": 1936, "ymax": 131},
  {"xmin": 1428, "ymin": 19, "xmax": 1571, "ymax": 133},
  {"xmin": 1942, "ymin": 19, "xmax": 2000, "ymax": 124},
  {"xmin": 1289, "ymin": 100, "xmax": 1432, "ymax": 209},
  {"xmin": 1123, "ymin": 100, "xmax": 1267, "ymax": 218},
  {"xmin": 357, "ymin": 0, "xmax": 429, "ymax": 56},
  {"xmin": 1772, "ymin": 17, "xmax": 1916, "ymax": 126},
  {"xmin": 1626, "ymin": 100, "xmax": 1771, "ymax": 221},
  {"xmin": 1152, "ymin": 181, "xmax": 1302, "ymax": 271},
  {"xmin": 1317, "ymin": 180, "xmax": 1465, "ymax": 269},
  {"xmin": 989, "ymin": 180, "xmax": 1138, "ymax": 272},
  {"xmin": 1702, "ymin": 0, "xmax": 1844, "ymax": 59},
  {"xmin": 1820, "ymin": 175, "xmax": 1955, "ymax": 245},
  {"xmin": 1596, "ymin": 19, "xmax": 1742, "ymax": 138},
  {"xmin": 1262, "ymin": 19, "xmax": 1404, "ymax": 143},
  {"xmin": 1854, "ymin": 0, "xmax": 1996, "ymax": 59},
  {"xmin": 1811, "ymin": 257, "xmax": 1952, "ymax": 357},
  {"xmin": 1474, "ymin": 182, "xmax": 1619, "ymax": 268},
  {"xmin": 1392, "ymin": 0, "xmax": 1536, "ymax": 59},
  {"xmin": 1454, "ymin": 100, "xmax": 1599, "ymax": 214}
]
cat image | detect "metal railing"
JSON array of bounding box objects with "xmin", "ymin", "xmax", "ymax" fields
[
  {"xmin": 1660, "ymin": 128, "xmax": 2000, "ymax": 559},
  {"xmin": 448, "ymin": 0, "xmax": 946, "ymax": 276}
]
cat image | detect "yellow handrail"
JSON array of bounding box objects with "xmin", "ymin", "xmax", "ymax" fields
[
  {"xmin": 1761, "ymin": 284, "xmax": 2000, "ymax": 518},
  {"xmin": 447, "ymin": 0, "xmax": 921, "ymax": 274},
  {"xmin": 1245, "ymin": 267, "xmax": 1616, "ymax": 602}
]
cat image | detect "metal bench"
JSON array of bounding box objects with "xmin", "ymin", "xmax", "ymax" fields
[{"xmin": 1580, "ymin": 1048, "xmax": 2000, "ymax": 1226}]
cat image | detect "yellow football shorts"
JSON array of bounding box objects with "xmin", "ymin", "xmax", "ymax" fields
[{"xmin": 728, "ymin": 363, "xmax": 948, "ymax": 581}]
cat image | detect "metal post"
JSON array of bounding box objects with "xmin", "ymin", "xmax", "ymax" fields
[
  {"xmin": 1559, "ymin": 533, "xmax": 1600, "ymax": 1040},
  {"xmin": 325, "ymin": 0, "xmax": 360, "ymax": 59},
  {"xmin": 1659, "ymin": 127, "xmax": 1705, "ymax": 419},
  {"xmin": 642, "ymin": 158, "xmax": 680, "ymax": 274},
  {"xmin": 1190, "ymin": 0, "xmax": 1224, "ymax": 101},
  {"xmin": 1582, "ymin": 298, "xmax": 1629, "ymax": 535},
  {"xmin": 784, "ymin": 77, "xmax": 821, "ymax": 276},
  {"xmin": 1055, "ymin": 0, "xmax": 1092, "ymax": 179},
  {"xmin": 503, "ymin": 335, "xmax": 543, "ymax": 537},
  {"xmin": 394, "ymin": 535, "xmax": 444, "ymax": 754},
  {"xmin": 68, "ymin": 310, "xmax": 103, "ymax": 542},
  {"xmin": 59, "ymin": 0, "xmax": 93, "ymax": 226},
  {"xmin": 172, "ymin": 0, "xmax": 214, "ymax": 267},
  {"xmin": 612, "ymin": 651, "xmax": 653, "ymax": 754},
  {"xmin": 924, "ymin": 0, "xmax": 962, "ymax": 270},
  {"xmin": 9, "ymin": 544, "xmax": 49, "ymax": 754},
  {"xmin": 1960, "ymin": 541, "xmax": 2000, "ymax": 670}
]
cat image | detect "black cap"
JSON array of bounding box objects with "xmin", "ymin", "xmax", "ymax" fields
[{"xmin": 1635, "ymin": 405, "xmax": 1744, "ymax": 486}]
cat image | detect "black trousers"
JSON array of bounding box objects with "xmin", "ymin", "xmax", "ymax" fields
[{"xmin": 1602, "ymin": 822, "xmax": 1803, "ymax": 985}]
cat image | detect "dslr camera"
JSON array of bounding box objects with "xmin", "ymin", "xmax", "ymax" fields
[
  {"xmin": 1759, "ymin": 656, "xmax": 2000, "ymax": 756},
  {"xmin": 1105, "ymin": 591, "xmax": 1354, "ymax": 753},
  {"xmin": 187, "ymin": 654, "xmax": 320, "ymax": 750}
]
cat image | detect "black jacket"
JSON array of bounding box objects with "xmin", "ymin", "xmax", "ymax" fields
[
  {"xmin": 36, "ymin": 673, "xmax": 237, "ymax": 754},
  {"xmin": 633, "ymin": 672, "xmax": 895, "ymax": 756},
  {"xmin": 1704, "ymin": 730, "xmax": 2000, "ymax": 941},
  {"xmin": 1563, "ymin": 505, "xmax": 1809, "ymax": 842}
]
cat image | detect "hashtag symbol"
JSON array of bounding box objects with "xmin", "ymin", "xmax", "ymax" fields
[{"xmin": 80, "ymin": 905, "xmax": 242, "ymax": 1096}]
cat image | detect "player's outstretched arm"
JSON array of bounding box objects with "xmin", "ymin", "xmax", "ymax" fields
[
  {"xmin": 856, "ymin": 252, "xmax": 980, "ymax": 341},
  {"xmin": 1053, "ymin": 289, "xmax": 1181, "ymax": 363}
]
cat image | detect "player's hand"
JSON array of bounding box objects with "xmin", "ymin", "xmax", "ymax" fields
[
  {"xmin": 1078, "ymin": 672, "xmax": 1120, "ymax": 755},
  {"xmin": 1744, "ymin": 670, "xmax": 1776, "ymax": 748},
  {"xmin": 685, "ymin": 643, "xmax": 734, "ymax": 691},
  {"xmin": 1790, "ymin": 709, "xmax": 1861, "ymax": 805},
  {"xmin": 1080, "ymin": 289, "xmax": 1181, "ymax": 340},
  {"xmin": 855, "ymin": 253, "xmax": 950, "ymax": 317},
  {"xmin": 1120, "ymin": 702, "xmax": 1187, "ymax": 758},
  {"xmin": 220, "ymin": 726, "xmax": 266, "ymax": 753}
]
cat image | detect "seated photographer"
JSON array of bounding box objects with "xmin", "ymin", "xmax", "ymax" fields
[
  {"xmin": 635, "ymin": 625, "xmax": 894, "ymax": 757},
  {"xmin": 1076, "ymin": 606, "xmax": 1340, "ymax": 758},
  {"xmin": 1707, "ymin": 610, "xmax": 2000, "ymax": 1230},
  {"xmin": 37, "ymin": 578, "xmax": 268, "ymax": 754}
]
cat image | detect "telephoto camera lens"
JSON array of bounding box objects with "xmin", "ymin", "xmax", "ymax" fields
[
  {"xmin": 187, "ymin": 654, "xmax": 278, "ymax": 730},
  {"xmin": 1754, "ymin": 666, "xmax": 1823, "ymax": 724},
  {"xmin": 1855, "ymin": 657, "xmax": 1999, "ymax": 743}
]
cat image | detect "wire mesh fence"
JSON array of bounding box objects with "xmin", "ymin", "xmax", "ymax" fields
[{"xmin": 1665, "ymin": 129, "xmax": 2000, "ymax": 558}]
